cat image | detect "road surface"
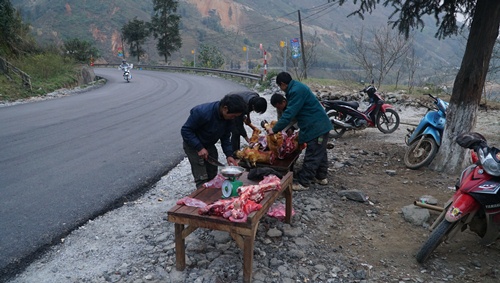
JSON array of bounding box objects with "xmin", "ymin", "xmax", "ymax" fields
[{"xmin": 0, "ymin": 68, "xmax": 248, "ymax": 279}]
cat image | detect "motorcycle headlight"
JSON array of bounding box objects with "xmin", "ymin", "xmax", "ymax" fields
[{"xmin": 478, "ymin": 148, "xmax": 500, "ymax": 176}]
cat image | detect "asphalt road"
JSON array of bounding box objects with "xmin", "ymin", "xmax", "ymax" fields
[{"xmin": 0, "ymin": 68, "xmax": 248, "ymax": 279}]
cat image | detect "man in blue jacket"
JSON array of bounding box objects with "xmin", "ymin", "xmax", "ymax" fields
[
  {"xmin": 267, "ymin": 72, "xmax": 333, "ymax": 191},
  {"xmin": 181, "ymin": 94, "xmax": 247, "ymax": 188}
]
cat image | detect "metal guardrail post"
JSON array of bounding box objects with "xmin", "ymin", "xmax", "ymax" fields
[{"xmin": 0, "ymin": 56, "xmax": 32, "ymax": 90}]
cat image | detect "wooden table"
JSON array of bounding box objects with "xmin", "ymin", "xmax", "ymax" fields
[{"xmin": 167, "ymin": 171, "xmax": 293, "ymax": 283}]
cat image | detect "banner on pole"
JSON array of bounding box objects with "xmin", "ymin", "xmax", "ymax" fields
[{"xmin": 290, "ymin": 38, "xmax": 301, "ymax": 59}]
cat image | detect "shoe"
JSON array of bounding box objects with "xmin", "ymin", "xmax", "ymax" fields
[
  {"xmin": 314, "ymin": 178, "xmax": 328, "ymax": 185},
  {"xmin": 292, "ymin": 183, "xmax": 309, "ymax": 191}
]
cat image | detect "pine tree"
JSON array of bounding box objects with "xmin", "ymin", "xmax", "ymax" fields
[
  {"xmin": 150, "ymin": 0, "xmax": 182, "ymax": 63},
  {"xmin": 121, "ymin": 17, "xmax": 150, "ymax": 62}
]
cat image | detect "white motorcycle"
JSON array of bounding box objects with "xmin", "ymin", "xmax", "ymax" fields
[{"xmin": 119, "ymin": 64, "xmax": 133, "ymax": 83}]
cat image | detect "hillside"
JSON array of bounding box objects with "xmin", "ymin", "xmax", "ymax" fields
[{"xmin": 11, "ymin": 0, "xmax": 465, "ymax": 81}]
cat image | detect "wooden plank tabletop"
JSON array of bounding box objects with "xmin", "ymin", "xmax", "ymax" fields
[{"xmin": 168, "ymin": 171, "xmax": 292, "ymax": 230}]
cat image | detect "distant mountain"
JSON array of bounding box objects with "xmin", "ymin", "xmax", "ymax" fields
[{"xmin": 12, "ymin": 0, "xmax": 465, "ymax": 81}]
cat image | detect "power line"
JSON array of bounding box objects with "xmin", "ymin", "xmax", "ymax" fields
[
  {"xmin": 239, "ymin": 2, "xmax": 335, "ymax": 33},
  {"xmin": 301, "ymin": 3, "xmax": 338, "ymax": 25},
  {"xmin": 194, "ymin": 2, "xmax": 338, "ymax": 47},
  {"xmin": 243, "ymin": 3, "xmax": 338, "ymax": 36},
  {"xmin": 240, "ymin": 11, "xmax": 297, "ymax": 33}
]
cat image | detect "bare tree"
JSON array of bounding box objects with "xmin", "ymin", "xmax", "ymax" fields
[
  {"xmin": 346, "ymin": 27, "xmax": 374, "ymax": 80},
  {"xmin": 347, "ymin": 26, "xmax": 411, "ymax": 87},
  {"xmin": 405, "ymin": 47, "xmax": 418, "ymax": 93}
]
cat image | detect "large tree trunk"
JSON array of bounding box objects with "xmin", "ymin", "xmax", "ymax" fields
[{"xmin": 430, "ymin": 0, "xmax": 500, "ymax": 174}]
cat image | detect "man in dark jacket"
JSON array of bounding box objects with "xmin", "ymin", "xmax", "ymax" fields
[
  {"xmin": 267, "ymin": 72, "xmax": 333, "ymax": 191},
  {"xmin": 181, "ymin": 94, "xmax": 247, "ymax": 188},
  {"xmin": 228, "ymin": 91, "xmax": 267, "ymax": 153}
]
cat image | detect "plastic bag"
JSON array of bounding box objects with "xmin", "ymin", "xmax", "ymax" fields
[{"xmin": 202, "ymin": 173, "xmax": 226, "ymax": 189}]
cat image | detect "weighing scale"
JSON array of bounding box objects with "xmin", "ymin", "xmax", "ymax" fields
[{"xmin": 220, "ymin": 166, "xmax": 245, "ymax": 198}]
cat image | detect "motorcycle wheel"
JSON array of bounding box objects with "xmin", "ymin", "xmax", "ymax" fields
[
  {"xmin": 376, "ymin": 109, "xmax": 400, "ymax": 133},
  {"xmin": 415, "ymin": 219, "xmax": 459, "ymax": 263},
  {"xmin": 404, "ymin": 137, "xmax": 438, "ymax": 169},
  {"xmin": 327, "ymin": 110, "xmax": 346, "ymax": 138}
]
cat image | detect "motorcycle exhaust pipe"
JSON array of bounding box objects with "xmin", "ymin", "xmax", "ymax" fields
[
  {"xmin": 330, "ymin": 118, "xmax": 355, "ymax": 129},
  {"xmin": 413, "ymin": 201, "xmax": 444, "ymax": 212}
]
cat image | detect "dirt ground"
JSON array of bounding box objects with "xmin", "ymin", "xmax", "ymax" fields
[
  {"xmin": 6, "ymin": 95, "xmax": 500, "ymax": 283},
  {"xmin": 316, "ymin": 106, "xmax": 500, "ymax": 282}
]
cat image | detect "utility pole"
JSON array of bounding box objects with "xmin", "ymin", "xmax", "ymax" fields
[
  {"xmin": 298, "ymin": 10, "xmax": 307, "ymax": 79},
  {"xmin": 283, "ymin": 39, "xmax": 287, "ymax": 72}
]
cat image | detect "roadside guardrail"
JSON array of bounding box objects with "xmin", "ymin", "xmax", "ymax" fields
[
  {"xmin": 93, "ymin": 64, "xmax": 263, "ymax": 82},
  {"xmin": 0, "ymin": 56, "xmax": 32, "ymax": 90}
]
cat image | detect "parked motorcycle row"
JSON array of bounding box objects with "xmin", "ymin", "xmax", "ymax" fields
[
  {"xmin": 321, "ymin": 85, "xmax": 500, "ymax": 264},
  {"xmin": 321, "ymin": 84, "xmax": 400, "ymax": 138},
  {"xmin": 321, "ymin": 85, "xmax": 445, "ymax": 170}
]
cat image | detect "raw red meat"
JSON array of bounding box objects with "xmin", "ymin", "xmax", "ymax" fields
[
  {"xmin": 267, "ymin": 203, "xmax": 295, "ymax": 221},
  {"xmin": 198, "ymin": 198, "xmax": 235, "ymax": 216},
  {"xmin": 176, "ymin": 197, "xmax": 207, "ymax": 208},
  {"xmin": 198, "ymin": 175, "xmax": 282, "ymax": 223}
]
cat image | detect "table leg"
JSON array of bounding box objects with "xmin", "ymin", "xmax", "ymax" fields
[
  {"xmin": 284, "ymin": 184, "xmax": 292, "ymax": 224},
  {"xmin": 174, "ymin": 223, "xmax": 186, "ymax": 271},
  {"xmin": 242, "ymin": 231, "xmax": 257, "ymax": 283}
]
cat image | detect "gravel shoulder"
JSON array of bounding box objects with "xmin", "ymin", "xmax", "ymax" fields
[{"xmin": 6, "ymin": 96, "xmax": 500, "ymax": 283}]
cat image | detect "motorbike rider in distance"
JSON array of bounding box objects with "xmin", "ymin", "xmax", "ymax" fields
[
  {"xmin": 119, "ymin": 60, "xmax": 132, "ymax": 71},
  {"xmin": 119, "ymin": 60, "xmax": 133, "ymax": 81}
]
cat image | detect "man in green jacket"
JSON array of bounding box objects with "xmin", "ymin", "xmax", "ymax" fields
[{"xmin": 267, "ymin": 72, "xmax": 333, "ymax": 191}]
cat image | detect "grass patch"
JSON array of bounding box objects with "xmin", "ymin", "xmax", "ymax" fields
[{"xmin": 1, "ymin": 53, "xmax": 80, "ymax": 101}]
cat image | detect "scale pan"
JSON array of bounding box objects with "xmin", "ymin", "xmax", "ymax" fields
[{"xmin": 220, "ymin": 166, "xmax": 245, "ymax": 178}]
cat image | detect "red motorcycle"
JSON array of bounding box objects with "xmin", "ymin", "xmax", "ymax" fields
[
  {"xmin": 416, "ymin": 132, "xmax": 500, "ymax": 263},
  {"xmin": 321, "ymin": 84, "xmax": 400, "ymax": 138}
]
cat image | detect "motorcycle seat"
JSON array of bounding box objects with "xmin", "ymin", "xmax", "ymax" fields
[
  {"xmin": 323, "ymin": 100, "xmax": 359, "ymax": 109},
  {"xmin": 332, "ymin": 100, "xmax": 359, "ymax": 109}
]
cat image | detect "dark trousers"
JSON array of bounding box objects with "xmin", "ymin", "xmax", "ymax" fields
[
  {"xmin": 183, "ymin": 142, "xmax": 219, "ymax": 188},
  {"xmin": 231, "ymin": 116, "xmax": 245, "ymax": 154},
  {"xmin": 231, "ymin": 130, "xmax": 241, "ymax": 155},
  {"xmin": 296, "ymin": 132, "xmax": 330, "ymax": 187}
]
